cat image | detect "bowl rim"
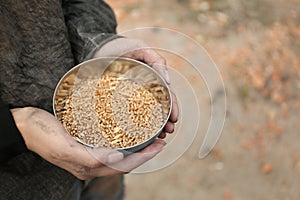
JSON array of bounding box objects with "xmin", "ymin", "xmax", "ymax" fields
[{"xmin": 53, "ymin": 56, "xmax": 172, "ymax": 151}]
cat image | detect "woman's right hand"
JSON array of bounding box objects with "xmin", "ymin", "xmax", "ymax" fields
[{"xmin": 11, "ymin": 107, "xmax": 165, "ymax": 180}]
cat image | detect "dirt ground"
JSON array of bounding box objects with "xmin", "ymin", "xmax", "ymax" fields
[{"xmin": 106, "ymin": 0, "xmax": 300, "ymax": 199}]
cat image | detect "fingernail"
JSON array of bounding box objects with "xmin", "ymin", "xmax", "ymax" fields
[
  {"xmin": 164, "ymin": 69, "xmax": 171, "ymax": 84},
  {"xmin": 108, "ymin": 152, "xmax": 124, "ymax": 164},
  {"xmin": 157, "ymin": 139, "xmax": 167, "ymax": 146}
]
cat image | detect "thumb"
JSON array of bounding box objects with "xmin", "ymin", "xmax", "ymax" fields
[
  {"xmin": 85, "ymin": 146, "xmax": 124, "ymax": 165},
  {"xmin": 152, "ymin": 63, "xmax": 170, "ymax": 85}
]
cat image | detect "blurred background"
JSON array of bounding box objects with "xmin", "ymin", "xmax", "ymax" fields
[{"xmin": 106, "ymin": 0, "xmax": 300, "ymax": 199}]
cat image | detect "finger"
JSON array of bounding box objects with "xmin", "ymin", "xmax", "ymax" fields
[
  {"xmin": 158, "ymin": 131, "xmax": 167, "ymax": 139},
  {"xmin": 143, "ymin": 50, "xmax": 170, "ymax": 85},
  {"xmin": 85, "ymin": 147, "xmax": 124, "ymax": 165},
  {"xmin": 129, "ymin": 47, "xmax": 166, "ymax": 68},
  {"xmin": 102, "ymin": 38, "xmax": 170, "ymax": 84},
  {"xmin": 164, "ymin": 121, "xmax": 175, "ymax": 133},
  {"xmin": 89, "ymin": 139, "xmax": 166, "ymax": 176},
  {"xmin": 152, "ymin": 63, "xmax": 170, "ymax": 85},
  {"xmin": 109, "ymin": 139, "xmax": 166, "ymax": 172},
  {"xmin": 170, "ymin": 92, "xmax": 179, "ymax": 123},
  {"xmin": 124, "ymin": 48, "xmax": 170, "ymax": 84},
  {"xmin": 67, "ymin": 140, "xmax": 123, "ymax": 168}
]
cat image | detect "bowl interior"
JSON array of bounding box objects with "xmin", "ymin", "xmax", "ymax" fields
[{"xmin": 53, "ymin": 57, "xmax": 171, "ymax": 151}]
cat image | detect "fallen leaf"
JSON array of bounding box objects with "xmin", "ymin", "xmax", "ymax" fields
[{"xmin": 261, "ymin": 163, "xmax": 273, "ymax": 174}]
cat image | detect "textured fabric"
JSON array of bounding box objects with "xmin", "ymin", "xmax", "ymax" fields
[
  {"xmin": 80, "ymin": 175, "xmax": 124, "ymax": 200},
  {"xmin": 0, "ymin": 0, "xmax": 124, "ymax": 199},
  {"xmin": 62, "ymin": 175, "xmax": 125, "ymax": 200},
  {"xmin": 62, "ymin": 0, "xmax": 118, "ymax": 64},
  {"xmin": 0, "ymin": 153, "xmax": 125, "ymax": 200},
  {"xmin": 0, "ymin": 0, "xmax": 118, "ymax": 111},
  {"xmin": 0, "ymin": 152, "xmax": 78, "ymax": 200},
  {"xmin": 0, "ymin": 105, "xmax": 27, "ymax": 163},
  {"xmin": 0, "ymin": 0, "xmax": 74, "ymax": 112},
  {"xmin": 63, "ymin": 180, "xmax": 84, "ymax": 200}
]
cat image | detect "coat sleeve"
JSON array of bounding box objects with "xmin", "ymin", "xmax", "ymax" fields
[
  {"xmin": 62, "ymin": 0, "xmax": 121, "ymax": 63},
  {"xmin": 0, "ymin": 103, "xmax": 28, "ymax": 163}
]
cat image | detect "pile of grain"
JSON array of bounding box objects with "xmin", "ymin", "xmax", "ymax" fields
[{"xmin": 54, "ymin": 70, "xmax": 166, "ymax": 148}]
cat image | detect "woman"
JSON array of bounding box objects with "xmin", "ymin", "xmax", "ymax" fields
[{"xmin": 0, "ymin": 0, "xmax": 178, "ymax": 199}]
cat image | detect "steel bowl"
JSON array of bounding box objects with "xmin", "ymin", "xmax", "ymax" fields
[{"xmin": 53, "ymin": 57, "xmax": 172, "ymax": 154}]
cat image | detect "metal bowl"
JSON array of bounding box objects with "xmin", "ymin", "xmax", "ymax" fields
[{"xmin": 53, "ymin": 57, "xmax": 172, "ymax": 154}]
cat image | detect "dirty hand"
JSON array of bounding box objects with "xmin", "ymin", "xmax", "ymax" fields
[
  {"xmin": 93, "ymin": 37, "xmax": 179, "ymax": 138},
  {"xmin": 11, "ymin": 107, "xmax": 166, "ymax": 180}
]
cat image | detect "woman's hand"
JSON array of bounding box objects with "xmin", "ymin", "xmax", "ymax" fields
[{"xmin": 11, "ymin": 107, "xmax": 165, "ymax": 180}]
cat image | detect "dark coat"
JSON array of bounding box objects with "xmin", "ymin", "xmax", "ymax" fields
[
  {"xmin": 0, "ymin": 1, "xmax": 122, "ymax": 199},
  {"xmin": 0, "ymin": 0, "xmax": 117, "ymax": 111}
]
